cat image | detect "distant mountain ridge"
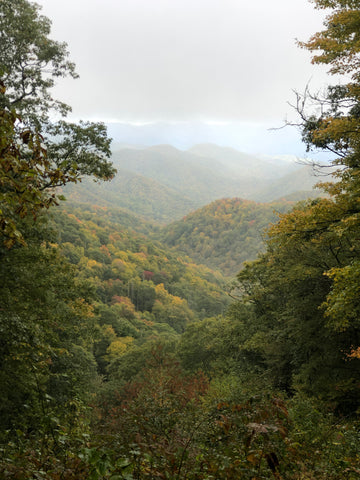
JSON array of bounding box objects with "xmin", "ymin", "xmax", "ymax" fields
[
  {"xmin": 188, "ymin": 143, "xmax": 300, "ymax": 179},
  {"xmin": 63, "ymin": 143, "xmax": 325, "ymax": 223},
  {"xmin": 63, "ymin": 167, "xmax": 198, "ymax": 223},
  {"xmin": 106, "ymin": 120, "xmax": 307, "ymax": 155},
  {"xmin": 110, "ymin": 144, "xmax": 267, "ymax": 203}
]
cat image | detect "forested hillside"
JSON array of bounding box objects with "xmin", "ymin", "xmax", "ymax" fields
[
  {"xmin": 64, "ymin": 143, "xmax": 322, "ymax": 223},
  {"xmin": 63, "ymin": 167, "xmax": 199, "ymax": 224},
  {"xmin": 158, "ymin": 197, "xmax": 293, "ymax": 276},
  {"xmin": 47, "ymin": 203, "xmax": 230, "ymax": 376},
  {"xmin": 1, "ymin": 1, "xmax": 360, "ymax": 479},
  {"xmin": 53, "ymin": 204, "xmax": 230, "ymax": 323}
]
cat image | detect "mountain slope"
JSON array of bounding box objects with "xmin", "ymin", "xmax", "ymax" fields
[
  {"xmin": 111, "ymin": 145, "xmax": 262, "ymax": 203},
  {"xmin": 158, "ymin": 197, "xmax": 293, "ymax": 277},
  {"xmin": 63, "ymin": 167, "xmax": 199, "ymax": 223},
  {"xmin": 253, "ymin": 164, "xmax": 324, "ymax": 202},
  {"xmin": 188, "ymin": 143, "xmax": 299, "ymax": 179},
  {"xmin": 53, "ymin": 203, "xmax": 230, "ymax": 323},
  {"xmin": 63, "ymin": 144, "xmax": 324, "ymax": 224}
]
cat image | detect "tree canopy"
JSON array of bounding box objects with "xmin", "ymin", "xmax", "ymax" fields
[
  {"xmin": 0, "ymin": 0, "xmax": 77, "ymax": 123},
  {"xmin": 0, "ymin": 0, "xmax": 115, "ymax": 247},
  {"xmin": 0, "ymin": 0, "xmax": 115, "ymax": 460},
  {"xmin": 1, "ymin": 1, "xmax": 360, "ymax": 478},
  {"xmin": 229, "ymin": 0, "xmax": 360, "ymax": 413}
]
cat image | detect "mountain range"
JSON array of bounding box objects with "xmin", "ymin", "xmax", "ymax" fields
[{"xmin": 63, "ymin": 143, "xmax": 324, "ymax": 223}]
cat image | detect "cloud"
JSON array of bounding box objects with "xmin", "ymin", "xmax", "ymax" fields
[{"xmin": 37, "ymin": 0, "xmax": 330, "ymax": 124}]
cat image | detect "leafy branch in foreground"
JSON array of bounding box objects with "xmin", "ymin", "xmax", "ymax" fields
[
  {"xmin": 0, "ymin": 0, "xmax": 77, "ymax": 125},
  {"xmin": 0, "ymin": 0, "xmax": 116, "ymax": 247}
]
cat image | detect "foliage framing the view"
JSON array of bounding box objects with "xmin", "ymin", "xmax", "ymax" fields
[
  {"xmin": 0, "ymin": 0, "xmax": 115, "ymax": 247},
  {"xmin": 1, "ymin": 0, "xmax": 360, "ymax": 478},
  {"xmin": 230, "ymin": 0, "xmax": 360, "ymax": 412}
]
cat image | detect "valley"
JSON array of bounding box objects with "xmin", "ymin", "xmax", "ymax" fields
[
  {"xmin": 2, "ymin": 0, "xmax": 360, "ymax": 477},
  {"xmin": 63, "ymin": 143, "xmax": 323, "ymax": 224}
]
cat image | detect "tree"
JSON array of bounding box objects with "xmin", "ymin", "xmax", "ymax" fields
[
  {"xmin": 297, "ymin": 1, "xmax": 360, "ymax": 169},
  {"xmin": 298, "ymin": 0, "xmax": 360, "ymax": 384},
  {"xmin": 99, "ymin": 349, "xmax": 210, "ymax": 479},
  {"xmin": 0, "ymin": 0, "xmax": 116, "ymax": 247},
  {"xmin": 0, "ymin": 0, "xmax": 114, "ymax": 470},
  {"xmin": 236, "ymin": 198, "xmax": 360, "ymax": 407},
  {"xmin": 0, "ymin": 0, "xmax": 76, "ymax": 123},
  {"xmin": 0, "ymin": 221, "xmax": 98, "ymax": 431},
  {"xmin": 230, "ymin": 1, "xmax": 360, "ymax": 413}
]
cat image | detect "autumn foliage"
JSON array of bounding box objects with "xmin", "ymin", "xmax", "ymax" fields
[{"xmin": 2, "ymin": 1, "xmax": 360, "ymax": 479}]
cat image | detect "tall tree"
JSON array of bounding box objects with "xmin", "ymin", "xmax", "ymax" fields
[
  {"xmin": 231, "ymin": 0, "xmax": 360, "ymax": 413},
  {"xmin": 0, "ymin": 0, "xmax": 116, "ymax": 246},
  {"xmin": 298, "ymin": 0, "xmax": 360, "ymax": 357},
  {"xmin": 0, "ymin": 0, "xmax": 113, "ymax": 454},
  {"xmin": 0, "ymin": 0, "xmax": 76, "ymax": 123}
]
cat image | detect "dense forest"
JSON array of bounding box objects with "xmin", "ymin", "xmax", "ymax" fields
[
  {"xmin": 158, "ymin": 197, "xmax": 293, "ymax": 276},
  {"xmin": 1, "ymin": 0, "xmax": 360, "ymax": 479},
  {"xmin": 63, "ymin": 144, "xmax": 322, "ymax": 224}
]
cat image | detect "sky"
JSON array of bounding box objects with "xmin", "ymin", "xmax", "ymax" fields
[{"xmin": 36, "ymin": 0, "xmax": 332, "ymax": 155}]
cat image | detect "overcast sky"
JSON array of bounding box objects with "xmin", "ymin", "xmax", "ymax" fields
[{"xmin": 35, "ymin": 0, "xmax": 332, "ymax": 153}]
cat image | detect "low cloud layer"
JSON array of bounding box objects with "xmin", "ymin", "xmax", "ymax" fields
[{"xmin": 38, "ymin": 0, "xmax": 330, "ymax": 125}]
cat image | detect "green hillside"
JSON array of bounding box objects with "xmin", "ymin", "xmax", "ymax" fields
[
  {"xmin": 63, "ymin": 167, "xmax": 199, "ymax": 223},
  {"xmin": 111, "ymin": 145, "xmax": 260, "ymax": 203},
  {"xmin": 62, "ymin": 144, "xmax": 323, "ymax": 224},
  {"xmin": 158, "ymin": 197, "xmax": 293, "ymax": 276},
  {"xmin": 53, "ymin": 203, "xmax": 230, "ymax": 321},
  {"xmin": 45, "ymin": 202, "xmax": 231, "ymax": 381}
]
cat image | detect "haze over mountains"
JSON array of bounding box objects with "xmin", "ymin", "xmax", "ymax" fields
[
  {"xmin": 64, "ymin": 143, "xmax": 324, "ymax": 223},
  {"xmin": 106, "ymin": 121, "xmax": 309, "ymax": 156}
]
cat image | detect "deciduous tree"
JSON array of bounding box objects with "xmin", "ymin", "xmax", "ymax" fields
[
  {"xmin": 0, "ymin": 0, "xmax": 115, "ymax": 246},
  {"xmin": 232, "ymin": 0, "xmax": 360, "ymax": 412}
]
